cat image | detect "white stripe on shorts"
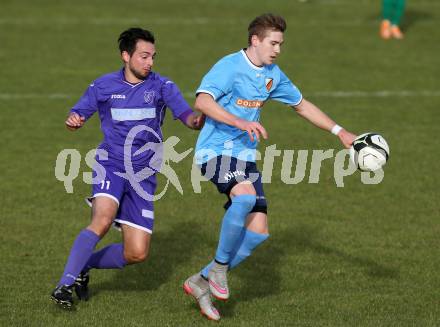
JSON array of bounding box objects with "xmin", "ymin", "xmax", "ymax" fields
[
  {"xmin": 142, "ymin": 209, "xmax": 155, "ymax": 219},
  {"xmin": 114, "ymin": 219, "xmax": 152, "ymax": 234},
  {"xmin": 88, "ymin": 193, "xmax": 120, "ymax": 206}
]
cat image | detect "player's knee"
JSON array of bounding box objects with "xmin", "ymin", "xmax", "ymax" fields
[
  {"xmin": 248, "ymin": 223, "xmax": 269, "ymax": 235},
  {"xmin": 88, "ymin": 215, "xmax": 113, "ymax": 237},
  {"xmin": 94, "ymin": 213, "xmax": 113, "ymax": 225},
  {"xmin": 230, "ymin": 182, "xmax": 256, "ymax": 197},
  {"xmin": 124, "ymin": 249, "xmax": 149, "ymax": 264},
  {"xmin": 232, "ymin": 194, "xmax": 257, "ymax": 212}
]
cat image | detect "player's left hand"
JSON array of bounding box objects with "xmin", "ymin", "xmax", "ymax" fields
[
  {"xmin": 65, "ymin": 112, "xmax": 85, "ymax": 131},
  {"xmin": 338, "ymin": 129, "xmax": 357, "ymax": 148},
  {"xmin": 187, "ymin": 113, "xmax": 205, "ymax": 130},
  {"xmin": 192, "ymin": 113, "xmax": 205, "ymax": 130}
]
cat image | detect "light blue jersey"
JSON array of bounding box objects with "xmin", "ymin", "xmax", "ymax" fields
[{"xmin": 195, "ymin": 49, "xmax": 303, "ymax": 164}]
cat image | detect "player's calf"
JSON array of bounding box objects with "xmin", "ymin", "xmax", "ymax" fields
[
  {"xmin": 124, "ymin": 250, "xmax": 148, "ymax": 264},
  {"xmin": 211, "ymin": 194, "xmax": 256, "ymax": 300}
]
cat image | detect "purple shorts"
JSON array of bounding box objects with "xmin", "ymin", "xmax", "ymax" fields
[{"xmin": 87, "ymin": 159, "xmax": 157, "ymax": 234}]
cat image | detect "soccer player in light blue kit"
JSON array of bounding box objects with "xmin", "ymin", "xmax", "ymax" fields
[
  {"xmin": 51, "ymin": 28, "xmax": 204, "ymax": 309},
  {"xmin": 183, "ymin": 14, "xmax": 357, "ymax": 320}
]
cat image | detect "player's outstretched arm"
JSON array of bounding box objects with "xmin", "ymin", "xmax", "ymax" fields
[
  {"xmin": 195, "ymin": 93, "xmax": 268, "ymax": 142},
  {"xmin": 65, "ymin": 112, "xmax": 85, "ymax": 131},
  {"xmin": 293, "ymin": 98, "xmax": 356, "ymax": 148}
]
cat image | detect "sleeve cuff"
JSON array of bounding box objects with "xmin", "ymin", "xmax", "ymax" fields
[
  {"xmin": 196, "ymin": 89, "xmax": 217, "ymax": 100},
  {"xmin": 177, "ymin": 109, "xmax": 194, "ymax": 124}
]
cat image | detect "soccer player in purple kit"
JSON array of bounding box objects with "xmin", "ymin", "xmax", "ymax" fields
[{"xmin": 50, "ymin": 28, "xmax": 204, "ymax": 309}]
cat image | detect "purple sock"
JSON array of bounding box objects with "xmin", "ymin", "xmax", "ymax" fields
[
  {"xmin": 84, "ymin": 243, "xmax": 127, "ymax": 271},
  {"xmin": 58, "ymin": 229, "xmax": 100, "ymax": 286}
]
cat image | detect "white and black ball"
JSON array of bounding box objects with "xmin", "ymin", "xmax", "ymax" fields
[{"xmin": 349, "ymin": 133, "xmax": 390, "ymax": 172}]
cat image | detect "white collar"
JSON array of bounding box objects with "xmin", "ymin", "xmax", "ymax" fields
[{"xmin": 240, "ymin": 49, "xmax": 264, "ymax": 71}]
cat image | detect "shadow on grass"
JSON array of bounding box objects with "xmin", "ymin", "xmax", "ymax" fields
[
  {"xmin": 218, "ymin": 229, "xmax": 290, "ymax": 317},
  {"xmin": 220, "ymin": 222, "xmax": 399, "ymax": 317},
  {"xmin": 286, "ymin": 223, "xmax": 399, "ymax": 279},
  {"xmin": 92, "ymin": 221, "xmax": 202, "ymax": 295},
  {"xmin": 401, "ymin": 9, "xmax": 434, "ymax": 31}
]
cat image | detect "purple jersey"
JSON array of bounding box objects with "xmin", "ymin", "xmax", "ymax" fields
[{"xmin": 71, "ymin": 68, "xmax": 192, "ymax": 169}]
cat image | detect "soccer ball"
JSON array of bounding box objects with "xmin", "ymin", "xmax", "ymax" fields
[{"xmin": 349, "ymin": 133, "xmax": 390, "ymax": 172}]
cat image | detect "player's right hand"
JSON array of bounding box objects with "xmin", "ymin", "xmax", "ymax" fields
[
  {"xmin": 65, "ymin": 113, "xmax": 85, "ymax": 131},
  {"xmin": 234, "ymin": 119, "xmax": 268, "ymax": 142},
  {"xmin": 338, "ymin": 129, "xmax": 357, "ymax": 149}
]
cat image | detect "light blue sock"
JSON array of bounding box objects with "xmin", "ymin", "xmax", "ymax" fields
[
  {"xmin": 229, "ymin": 230, "xmax": 269, "ymax": 269},
  {"xmin": 214, "ymin": 194, "xmax": 256, "ymax": 264},
  {"xmin": 200, "ymin": 262, "xmax": 213, "ymax": 279},
  {"xmin": 201, "ymin": 228, "xmax": 246, "ymax": 278},
  {"xmin": 201, "ymin": 229, "xmax": 269, "ymax": 278}
]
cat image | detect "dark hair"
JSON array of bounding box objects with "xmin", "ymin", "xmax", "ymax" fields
[
  {"xmin": 118, "ymin": 28, "xmax": 155, "ymax": 55},
  {"xmin": 247, "ymin": 14, "xmax": 286, "ymax": 45}
]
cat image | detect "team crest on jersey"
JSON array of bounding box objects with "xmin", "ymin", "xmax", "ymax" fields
[
  {"xmin": 265, "ymin": 78, "xmax": 273, "ymax": 92},
  {"xmin": 144, "ymin": 91, "xmax": 155, "ymax": 104}
]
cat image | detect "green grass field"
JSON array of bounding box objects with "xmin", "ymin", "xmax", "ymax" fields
[{"xmin": 1, "ymin": 0, "xmax": 439, "ymax": 325}]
